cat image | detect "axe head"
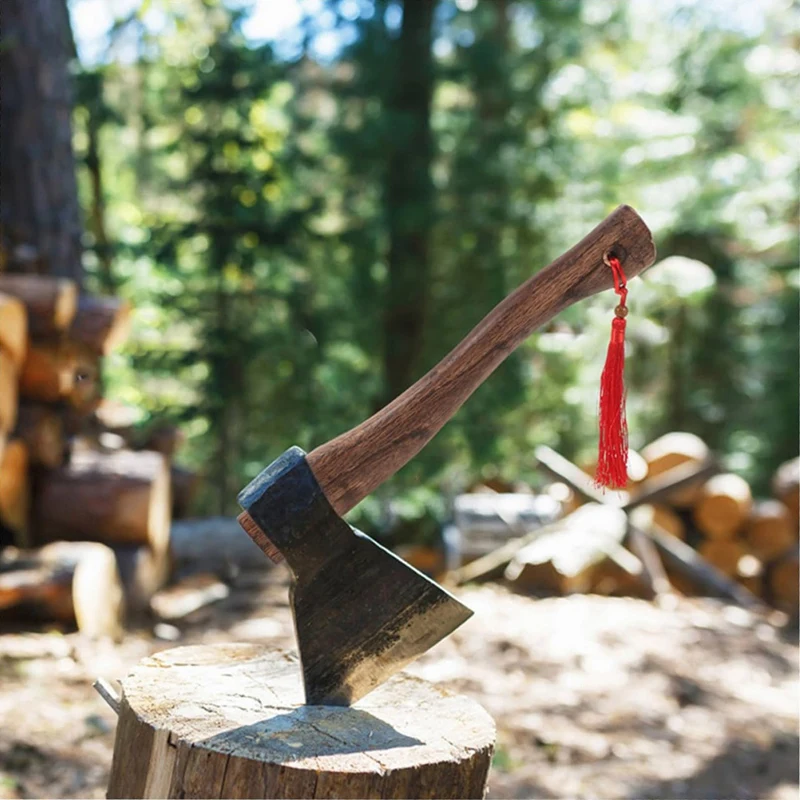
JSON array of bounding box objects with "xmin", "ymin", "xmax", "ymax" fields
[{"xmin": 238, "ymin": 447, "xmax": 472, "ymax": 706}]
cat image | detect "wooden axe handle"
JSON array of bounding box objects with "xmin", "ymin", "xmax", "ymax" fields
[{"xmin": 308, "ymin": 204, "xmax": 656, "ymax": 515}]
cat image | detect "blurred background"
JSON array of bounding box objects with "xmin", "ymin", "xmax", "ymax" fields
[
  {"xmin": 65, "ymin": 0, "xmax": 798, "ymax": 523},
  {"xmin": 0, "ymin": 1, "xmax": 798, "ymax": 798}
]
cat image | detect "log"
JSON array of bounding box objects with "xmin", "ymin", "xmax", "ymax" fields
[
  {"xmin": 0, "ymin": 541, "xmax": 124, "ymax": 638},
  {"xmin": 0, "ymin": 274, "xmax": 77, "ymax": 337},
  {"xmin": 107, "ymin": 644, "xmax": 495, "ymax": 799},
  {"xmin": 67, "ymin": 344, "xmax": 102, "ymax": 414},
  {"xmin": 0, "ymin": 347, "xmax": 18, "ymax": 434},
  {"xmin": 0, "ymin": 439, "xmax": 29, "ymax": 546},
  {"xmin": 504, "ymin": 505, "xmax": 641, "ymax": 595},
  {"xmin": 14, "ymin": 403, "xmax": 65, "ymax": 468},
  {"xmin": 536, "ymin": 444, "xmax": 715, "ymax": 512},
  {"xmin": 626, "ymin": 526, "xmax": 673, "ymax": 599},
  {"xmin": 766, "ymin": 548, "xmax": 799, "ymax": 615},
  {"xmin": 18, "ymin": 339, "xmax": 99, "ymax": 410},
  {"xmin": 693, "ymin": 473, "xmax": 752, "ymax": 540},
  {"xmin": 114, "ymin": 545, "xmax": 171, "ymax": 614},
  {"xmin": 645, "ymin": 523, "xmax": 765, "ymax": 610},
  {"xmin": 629, "ymin": 503, "xmax": 686, "ymax": 540},
  {"xmin": 33, "ymin": 448, "xmax": 172, "ymax": 555},
  {"xmin": 535, "ymin": 445, "xmax": 623, "ymax": 505},
  {"xmin": 697, "ymin": 539, "xmax": 747, "ymax": 578},
  {"xmin": 580, "ymin": 448, "xmax": 649, "ymax": 490},
  {"xmin": 20, "ymin": 340, "xmax": 76, "ymax": 402},
  {"xmin": 170, "ymin": 517, "xmax": 270, "ymax": 577},
  {"xmin": 640, "ymin": 432, "xmax": 710, "ymax": 507},
  {"xmin": 736, "ymin": 553, "xmax": 764, "ymax": 598},
  {"xmin": 626, "ymin": 459, "xmax": 717, "ymax": 509},
  {"xmin": 772, "ymin": 457, "xmax": 799, "ymax": 532},
  {"xmin": 745, "ymin": 500, "xmax": 795, "ymax": 562},
  {"xmin": 0, "ymin": 292, "xmax": 27, "ymax": 367},
  {"xmin": 69, "ymin": 294, "xmax": 131, "ymax": 354},
  {"xmin": 589, "ymin": 555, "xmax": 653, "ymax": 599},
  {"xmin": 543, "ymin": 481, "xmax": 582, "ymax": 515}
]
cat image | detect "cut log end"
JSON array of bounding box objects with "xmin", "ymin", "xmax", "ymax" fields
[
  {"xmin": 0, "ymin": 440, "xmax": 30, "ymax": 546},
  {"xmin": 641, "ymin": 432, "xmax": 710, "ymax": 507},
  {"xmin": 629, "ymin": 504, "xmax": 686, "ymax": 541},
  {"xmin": 746, "ymin": 500, "xmax": 795, "ymax": 561},
  {"xmin": 767, "ymin": 548, "xmax": 799, "ymax": 615},
  {"xmin": 107, "ymin": 644, "xmax": 495, "ymax": 799},
  {"xmin": 0, "ymin": 292, "xmax": 27, "ymax": 368},
  {"xmin": 693, "ymin": 473, "xmax": 753, "ymax": 540},
  {"xmin": 698, "ymin": 539, "xmax": 747, "ymax": 578},
  {"xmin": 0, "ymin": 542, "xmax": 125, "ymax": 639},
  {"xmin": 0, "ymin": 348, "xmax": 18, "ymax": 434}
]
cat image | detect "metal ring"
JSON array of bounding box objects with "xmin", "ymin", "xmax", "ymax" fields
[{"xmin": 603, "ymin": 249, "xmax": 622, "ymax": 267}]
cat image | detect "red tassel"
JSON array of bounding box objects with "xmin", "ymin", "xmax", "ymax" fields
[{"xmin": 596, "ymin": 256, "xmax": 629, "ymax": 489}]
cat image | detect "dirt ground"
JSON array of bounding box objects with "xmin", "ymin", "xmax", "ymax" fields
[{"xmin": 0, "ymin": 568, "xmax": 797, "ymax": 800}]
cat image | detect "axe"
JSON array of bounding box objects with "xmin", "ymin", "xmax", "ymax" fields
[{"xmin": 238, "ymin": 205, "xmax": 655, "ymax": 706}]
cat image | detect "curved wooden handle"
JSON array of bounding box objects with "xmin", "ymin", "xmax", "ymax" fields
[{"xmin": 308, "ymin": 205, "xmax": 656, "ymax": 515}]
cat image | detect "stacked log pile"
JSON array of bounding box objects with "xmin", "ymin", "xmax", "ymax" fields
[
  {"xmin": 599, "ymin": 434, "xmax": 798, "ymax": 614},
  {"xmin": 455, "ymin": 436, "xmax": 798, "ymax": 617},
  {"xmin": 0, "ymin": 269, "xmax": 186, "ymax": 636}
]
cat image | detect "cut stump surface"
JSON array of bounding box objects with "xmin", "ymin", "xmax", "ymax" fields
[{"xmin": 107, "ymin": 643, "xmax": 495, "ymax": 799}]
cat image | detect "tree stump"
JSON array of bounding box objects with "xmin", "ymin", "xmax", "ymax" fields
[{"xmin": 107, "ymin": 643, "xmax": 495, "ymax": 799}]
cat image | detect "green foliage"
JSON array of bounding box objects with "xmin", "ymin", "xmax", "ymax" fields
[{"xmin": 71, "ymin": 0, "xmax": 799, "ymax": 525}]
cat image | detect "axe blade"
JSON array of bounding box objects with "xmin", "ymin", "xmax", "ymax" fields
[
  {"xmin": 293, "ymin": 528, "xmax": 472, "ymax": 706},
  {"xmin": 238, "ymin": 448, "xmax": 473, "ymax": 706}
]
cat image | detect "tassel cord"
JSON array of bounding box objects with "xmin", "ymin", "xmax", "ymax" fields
[{"xmin": 595, "ymin": 256, "xmax": 630, "ymax": 490}]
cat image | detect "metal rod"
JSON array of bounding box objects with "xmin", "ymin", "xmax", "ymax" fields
[{"xmin": 93, "ymin": 677, "xmax": 121, "ymax": 715}]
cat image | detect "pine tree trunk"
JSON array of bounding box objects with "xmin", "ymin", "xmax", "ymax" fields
[
  {"xmin": 381, "ymin": 0, "xmax": 436, "ymax": 406},
  {"xmin": 0, "ymin": 0, "xmax": 83, "ymax": 285}
]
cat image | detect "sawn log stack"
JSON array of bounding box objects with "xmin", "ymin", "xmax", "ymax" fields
[{"xmin": 0, "ymin": 269, "xmax": 189, "ymax": 635}]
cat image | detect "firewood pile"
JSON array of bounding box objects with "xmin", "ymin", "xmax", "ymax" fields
[
  {"xmin": 622, "ymin": 433, "xmax": 799, "ymax": 614},
  {"xmin": 447, "ymin": 433, "xmax": 798, "ymax": 618},
  {"xmin": 0, "ymin": 262, "xmax": 199, "ymax": 638}
]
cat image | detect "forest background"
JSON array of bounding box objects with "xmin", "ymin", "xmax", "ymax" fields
[{"xmin": 66, "ymin": 0, "xmax": 798, "ymax": 537}]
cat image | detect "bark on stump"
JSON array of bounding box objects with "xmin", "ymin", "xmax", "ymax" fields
[{"xmin": 107, "ymin": 643, "xmax": 495, "ymax": 799}]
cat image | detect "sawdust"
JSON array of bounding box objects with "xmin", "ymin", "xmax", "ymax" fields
[{"xmin": 0, "ymin": 571, "xmax": 796, "ymax": 799}]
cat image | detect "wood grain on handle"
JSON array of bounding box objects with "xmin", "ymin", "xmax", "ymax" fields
[{"xmin": 308, "ymin": 204, "xmax": 656, "ymax": 515}]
